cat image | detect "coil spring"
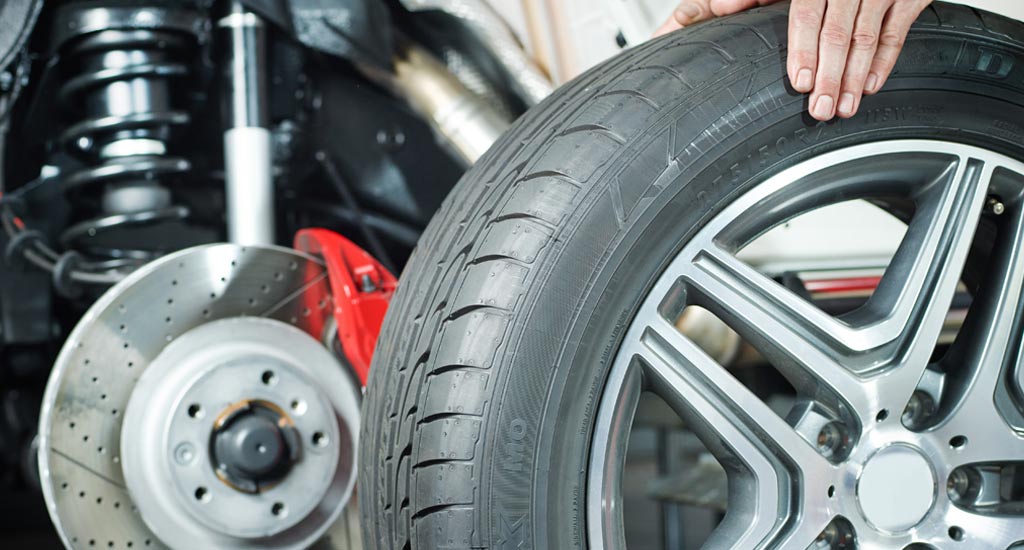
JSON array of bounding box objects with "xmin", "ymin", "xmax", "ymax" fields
[{"xmin": 56, "ymin": 26, "xmax": 194, "ymax": 261}]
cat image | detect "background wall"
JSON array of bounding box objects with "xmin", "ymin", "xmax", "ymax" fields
[{"xmin": 488, "ymin": 0, "xmax": 1024, "ymax": 84}]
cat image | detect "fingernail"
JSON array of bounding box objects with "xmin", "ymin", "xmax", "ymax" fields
[
  {"xmin": 838, "ymin": 93, "xmax": 855, "ymax": 116},
  {"xmin": 676, "ymin": 3, "xmax": 701, "ymax": 22},
  {"xmin": 865, "ymin": 73, "xmax": 879, "ymax": 93},
  {"xmin": 812, "ymin": 95, "xmax": 834, "ymax": 120},
  {"xmin": 795, "ymin": 69, "xmax": 813, "ymax": 92}
]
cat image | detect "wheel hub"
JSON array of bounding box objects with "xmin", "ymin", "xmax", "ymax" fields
[
  {"xmin": 211, "ymin": 400, "xmax": 299, "ymax": 492},
  {"xmin": 38, "ymin": 243, "xmax": 360, "ymax": 550},
  {"xmin": 857, "ymin": 444, "xmax": 936, "ymax": 532},
  {"xmin": 121, "ymin": 317, "xmax": 355, "ymax": 546}
]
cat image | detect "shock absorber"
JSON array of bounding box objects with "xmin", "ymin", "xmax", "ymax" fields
[{"xmin": 51, "ymin": 5, "xmax": 205, "ymax": 263}]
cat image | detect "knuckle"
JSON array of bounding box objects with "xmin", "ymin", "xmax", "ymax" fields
[
  {"xmin": 818, "ymin": 74, "xmax": 843, "ymax": 90},
  {"xmin": 820, "ymin": 24, "xmax": 852, "ymax": 47},
  {"xmin": 879, "ymin": 29, "xmax": 905, "ymax": 48},
  {"xmin": 789, "ymin": 50, "xmax": 817, "ymax": 68},
  {"xmin": 792, "ymin": 8, "xmax": 823, "ymax": 29},
  {"xmin": 851, "ymin": 30, "xmax": 879, "ymax": 49}
]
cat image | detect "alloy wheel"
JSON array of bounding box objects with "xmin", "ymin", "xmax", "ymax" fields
[{"xmin": 588, "ymin": 140, "xmax": 1024, "ymax": 549}]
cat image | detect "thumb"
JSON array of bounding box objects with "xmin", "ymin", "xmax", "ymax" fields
[
  {"xmin": 671, "ymin": 0, "xmax": 715, "ymax": 26},
  {"xmin": 709, "ymin": 0, "xmax": 783, "ymax": 16}
]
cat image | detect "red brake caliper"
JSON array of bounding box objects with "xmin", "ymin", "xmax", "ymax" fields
[{"xmin": 294, "ymin": 229, "xmax": 396, "ymax": 385}]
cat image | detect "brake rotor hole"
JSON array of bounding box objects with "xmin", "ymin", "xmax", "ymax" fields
[
  {"xmin": 948, "ymin": 526, "xmax": 964, "ymax": 541},
  {"xmin": 312, "ymin": 431, "xmax": 328, "ymax": 448},
  {"xmin": 194, "ymin": 486, "xmax": 210, "ymax": 503},
  {"xmin": 272, "ymin": 501, "xmax": 287, "ymax": 517},
  {"xmin": 875, "ymin": 409, "xmax": 889, "ymax": 422},
  {"xmin": 187, "ymin": 404, "xmax": 203, "ymax": 419},
  {"xmin": 290, "ymin": 399, "xmax": 307, "ymax": 415},
  {"xmin": 261, "ymin": 370, "xmax": 277, "ymax": 385},
  {"xmin": 950, "ymin": 435, "xmax": 968, "ymax": 449}
]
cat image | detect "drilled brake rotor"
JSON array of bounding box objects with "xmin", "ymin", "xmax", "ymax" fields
[{"xmin": 38, "ymin": 243, "xmax": 361, "ymax": 550}]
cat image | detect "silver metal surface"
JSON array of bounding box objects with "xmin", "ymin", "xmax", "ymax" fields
[
  {"xmin": 221, "ymin": 1, "xmax": 274, "ymax": 245},
  {"xmin": 399, "ymin": 0, "xmax": 553, "ymax": 105},
  {"xmin": 121, "ymin": 317, "xmax": 358, "ymax": 549},
  {"xmin": 381, "ymin": 41, "xmax": 510, "ymax": 165},
  {"xmin": 587, "ymin": 140, "xmax": 1024, "ymax": 549},
  {"xmin": 38, "ymin": 243, "xmax": 358, "ymax": 549},
  {"xmin": 224, "ymin": 127, "xmax": 275, "ymax": 245},
  {"xmin": 220, "ymin": 1, "xmax": 268, "ymax": 129}
]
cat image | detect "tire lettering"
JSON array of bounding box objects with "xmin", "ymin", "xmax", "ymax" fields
[
  {"xmin": 503, "ymin": 418, "xmax": 527, "ymax": 472},
  {"xmin": 971, "ymin": 47, "xmax": 1014, "ymax": 79}
]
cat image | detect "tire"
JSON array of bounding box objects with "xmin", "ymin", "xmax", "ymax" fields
[{"xmin": 359, "ymin": 2, "xmax": 1024, "ymax": 548}]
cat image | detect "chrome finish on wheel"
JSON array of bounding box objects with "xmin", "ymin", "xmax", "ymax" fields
[
  {"xmin": 588, "ymin": 141, "xmax": 1024, "ymax": 549},
  {"xmin": 39, "ymin": 244, "xmax": 358, "ymax": 549}
]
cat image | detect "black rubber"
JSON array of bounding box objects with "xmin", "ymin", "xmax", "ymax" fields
[{"xmin": 359, "ymin": 3, "xmax": 1024, "ymax": 548}]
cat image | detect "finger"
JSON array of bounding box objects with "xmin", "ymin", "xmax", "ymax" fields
[
  {"xmin": 808, "ymin": 0, "xmax": 861, "ymax": 121},
  {"xmin": 864, "ymin": 0, "xmax": 929, "ymax": 94},
  {"xmin": 653, "ymin": 17, "xmax": 684, "ymax": 37},
  {"xmin": 709, "ymin": 0, "xmax": 781, "ymax": 16},
  {"xmin": 673, "ymin": 0, "xmax": 716, "ymax": 26},
  {"xmin": 787, "ymin": 0, "xmax": 826, "ymax": 93},
  {"xmin": 836, "ymin": 0, "xmax": 891, "ymax": 117}
]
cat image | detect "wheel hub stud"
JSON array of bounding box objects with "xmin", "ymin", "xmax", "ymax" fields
[
  {"xmin": 986, "ymin": 196, "xmax": 1006, "ymax": 215},
  {"xmin": 901, "ymin": 390, "xmax": 936, "ymax": 430},
  {"xmin": 815, "ymin": 517, "xmax": 855, "ymax": 549},
  {"xmin": 816, "ymin": 421, "xmax": 849, "ymax": 460},
  {"xmin": 947, "ymin": 466, "xmax": 978, "ymax": 504}
]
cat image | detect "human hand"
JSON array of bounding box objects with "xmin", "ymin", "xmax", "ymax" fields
[{"xmin": 654, "ymin": 0, "xmax": 933, "ymax": 121}]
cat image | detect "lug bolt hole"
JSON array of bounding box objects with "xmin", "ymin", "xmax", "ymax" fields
[
  {"xmin": 816, "ymin": 421, "xmax": 849, "ymax": 460},
  {"xmin": 271, "ymin": 502, "xmax": 287, "ymax": 517},
  {"xmin": 902, "ymin": 390, "xmax": 937, "ymax": 431},
  {"xmin": 875, "ymin": 409, "xmax": 889, "ymax": 422},
  {"xmin": 312, "ymin": 431, "xmax": 328, "ymax": 448},
  {"xmin": 261, "ymin": 370, "xmax": 277, "ymax": 386},
  {"xmin": 827, "ymin": 485, "xmax": 835, "ymax": 498},
  {"xmin": 187, "ymin": 404, "xmax": 203, "ymax": 419},
  {"xmin": 194, "ymin": 487, "xmax": 210, "ymax": 503},
  {"xmin": 947, "ymin": 467, "xmax": 979, "ymax": 504},
  {"xmin": 290, "ymin": 399, "xmax": 307, "ymax": 415},
  {"xmin": 949, "ymin": 435, "xmax": 968, "ymax": 449},
  {"xmin": 948, "ymin": 526, "xmax": 964, "ymax": 541}
]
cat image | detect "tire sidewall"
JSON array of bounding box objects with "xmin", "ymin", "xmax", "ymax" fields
[{"xmin": 489, "ymin": 50, "xmax": 1024, "ymax": 550}]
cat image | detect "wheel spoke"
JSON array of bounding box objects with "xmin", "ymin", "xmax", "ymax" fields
[
  {"xmin": 640, "ymin": 315, "xmax": 831, "ymax": 472},
  {"xmin": 684, "ymin": 155, "xmax": 990, "ymax": 420},
  {"xmin": 939, "ymin": 194, "xmax": 1024, "ymax": 437},
  {"xmin": 586, "ymin": 141, "xmax": 1024, "ymax": 550},
  {"xmin": 867, "ymin": 157, "xmax": 991, "ymax": 408},
  {"xmin": 944, "ymin": 505, "xmax": 1024, "ymax": 548},
  {"xmin": 631, "ymin": 314, "xmax": 835, "ymax": 548},
  {"xmin": 684, "ymin": 247, "xmax": 873, "ymax": 420}
]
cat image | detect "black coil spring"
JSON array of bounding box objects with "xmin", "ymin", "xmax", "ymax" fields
[{"xmin": 57, "ymin": 27, "xmax": 193, "ymax": 261}]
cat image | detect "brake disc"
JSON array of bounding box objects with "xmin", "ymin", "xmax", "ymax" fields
[{"xmin": 38, "ymin": 243, "xmax": 361, "ymax": 550}]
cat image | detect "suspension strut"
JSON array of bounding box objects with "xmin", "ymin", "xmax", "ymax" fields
[
  {"xmin": 220, "ymin": 1, "xmax": 274, "ymax": 246},
  {"xmin": 51, "ymin": 5, "xmax": 206, "ymax": 265}
]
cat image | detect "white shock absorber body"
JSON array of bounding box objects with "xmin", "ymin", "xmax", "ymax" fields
[{"xmin": 221, "ymin": 1, "xmax": 274, "ymax": 245}]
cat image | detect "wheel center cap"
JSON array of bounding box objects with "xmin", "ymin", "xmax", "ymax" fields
[{"xmin": 857, "ymin": 445, "xmax": 936, "ymax": 532}]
